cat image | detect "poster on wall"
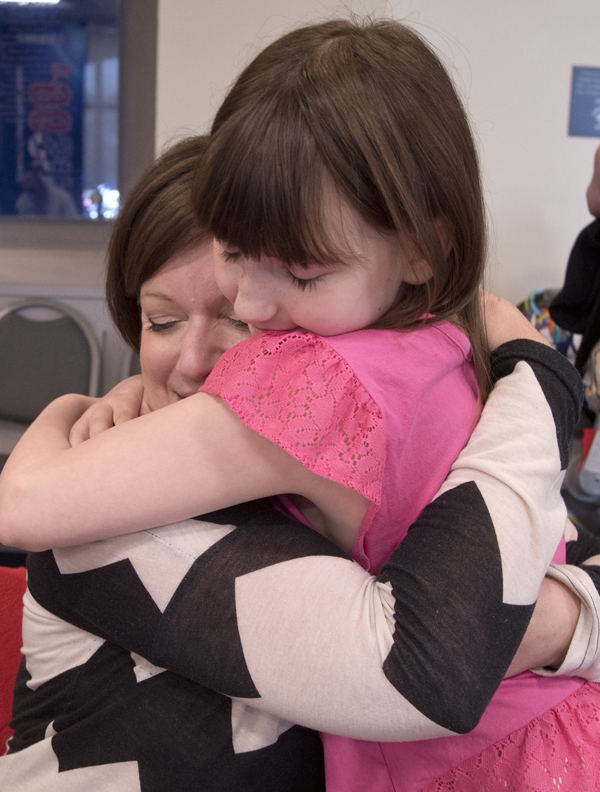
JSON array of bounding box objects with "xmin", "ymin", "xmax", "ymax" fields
[
  {"xmin": 0, "ymin": 24, "xmax": 85, "ymax": 216},
  {"xmin": 569, "ymin": 66, "xmax": 600, "ymax": 138}
]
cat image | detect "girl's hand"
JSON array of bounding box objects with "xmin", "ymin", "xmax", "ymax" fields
[
  {"xmin": 69, "ymin": 375, "xmax": 146, "ymax": 446},
  {"xmin": 482, "ymin": 291, "xmax": 551, "ymax": 352}
]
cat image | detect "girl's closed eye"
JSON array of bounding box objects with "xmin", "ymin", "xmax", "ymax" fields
[
  {"xmin": 286, "ymin": 262, "xmax": 330, "ymax": 291},
  {"xmin": 220, "ymin": 248, "xmax": 242, "ymax": 263},
  {"xmin": 287, "ymin": 271, "xmax": 324, "ymax": 291}
]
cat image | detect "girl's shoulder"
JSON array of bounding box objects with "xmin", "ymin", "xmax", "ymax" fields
[
  {"xmin": 203, "ymin": 324, "xmax": 473, "ymax": 401},
  {"xmin": 324, "ymin": 323, "xmax": 473, "ymax": 391},
  {"xmin": 200, "ymin": 330, "xmax": 387, "ymax": 503},
  {"xmin": 202, "ymin": 329, "xmax": 354, "ymax": 386}
]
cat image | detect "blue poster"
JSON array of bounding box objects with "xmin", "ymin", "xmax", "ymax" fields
[
  {"xmin": 569, "ymin": 66, "xmax": 600, "ymax": 138},
  {"xmin": 0, "ymin": 24, "xmax": 86, "ymax": 215}
]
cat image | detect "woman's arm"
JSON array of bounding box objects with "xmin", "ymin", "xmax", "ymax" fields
[
  {"xmin": 505, "ymin": 575, "xmax": 581, "ymax": 676},
  {"xmin": 24, "ymin": 339, "xmax": 585, "ymax": 739},
  {"xmin": 69, "ymin": 375, "xmax": 145, "ymax": 445}
]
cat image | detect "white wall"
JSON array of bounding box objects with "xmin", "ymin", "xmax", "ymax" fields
[
  {"xmin": 156, "ymin": 0, "xmax": 600, "ymax": 304},
  {"xmin": 388, "ymin": 0, "xmax": 600, "ymax": 302},
  {"xmin": 155, "ymin": 0, "xmax": 388, "ymax": 147}
]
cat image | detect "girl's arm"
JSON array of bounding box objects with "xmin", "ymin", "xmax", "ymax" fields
[
  {"xmin": 0, "ymin": 387, "xmax": 366, "ymax": 551},
  {"xmin": 0, "ymin": 292, "xmax": 552, "ymax": 553}
]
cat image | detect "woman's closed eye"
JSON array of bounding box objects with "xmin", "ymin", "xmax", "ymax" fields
[
  {"xmin": 147, "ymin": 318, "xmax": 182, "ymax": 333},
  {"xmin": 224, "ymin": 315, "xmax": 249, "ymax": 330}
]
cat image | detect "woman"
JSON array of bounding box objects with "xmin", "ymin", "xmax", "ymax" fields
[{"xmin": 1, "ymin": 137, "xmax": 597, "ymax": 792}]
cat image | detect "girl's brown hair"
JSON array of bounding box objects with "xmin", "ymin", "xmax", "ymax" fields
[
  {"xmin": 106, "ymin": 136, "xmax": 210, "ymax": 351},
  {"xmin": 193, "ymin": 19, "xmax": 489, "ymax": 395}
]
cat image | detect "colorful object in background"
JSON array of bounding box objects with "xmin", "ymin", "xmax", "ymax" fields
[
  {"xmin": 580, "ymin": 427, "xmax": 597, "ymax": 472},
  {"xmin": 518, "ymin": 289, "xmax": 579, "ymax": 364}
]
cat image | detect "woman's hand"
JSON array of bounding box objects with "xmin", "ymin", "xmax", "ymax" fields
[
  {"xmin": 482, "ymin": 291, "xmax": 551, "ymax": 352},
  {"xmin": 69, "ymin": 375, "xmax": 146, "ymax": 445},
  {"xmin": 504, "ymin": 575, "xmax": 581, "ymax": 677}
]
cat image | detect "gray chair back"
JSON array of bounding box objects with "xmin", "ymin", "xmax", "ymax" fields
[
  {"xmin": 0, "ymin": 298, "xmax": 101, "ymax": 424},
  {"xmin": 120, "ymin": 347, "xmax": 141, "ymax": 381}
]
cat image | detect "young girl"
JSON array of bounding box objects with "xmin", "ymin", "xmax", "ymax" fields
[
  {"xmin": 1, "ymin": 19, "xmax": 598, "ymax": 791},
  {"xmin": 188, "ymin": 20, "xmax": 599, "ymax": 789}
]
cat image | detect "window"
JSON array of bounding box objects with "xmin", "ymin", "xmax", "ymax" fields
[{"xmin": 0, "ymin": 0, "xmax": 156, "ymax": 233}]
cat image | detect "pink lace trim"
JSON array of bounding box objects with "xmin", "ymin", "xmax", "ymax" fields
[
  {"xmin": 422, "ymin": 682, "xmax": 600, "ymax": 791},
  {"xmin": 200, "ymin": 331, "xmax": 385, "ymax": 504}
]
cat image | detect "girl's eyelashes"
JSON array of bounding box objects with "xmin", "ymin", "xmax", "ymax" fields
[
  {"xmin": 218, "ymin": 242, "xmax": 327, "ymax": 290},
  {"xmin": 286, "ymin": 260, "xmax": 332, "ymax": 291},
  {"xmin": 220, "ymin": 248, "xmax": 242, "ymax": 263},
  {"xmin": 287, "ymin": 272, "xmax": 324, "ymax": 291}
]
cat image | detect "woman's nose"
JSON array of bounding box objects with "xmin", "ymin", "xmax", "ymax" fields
[{"xmin": 176, "ymin": 330, "xmax": 218, "ymax": 387}]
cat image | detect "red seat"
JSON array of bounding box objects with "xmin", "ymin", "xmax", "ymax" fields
[{"xmin": 0, "ymin": 566, "xmax": 27, "ymax": 756}]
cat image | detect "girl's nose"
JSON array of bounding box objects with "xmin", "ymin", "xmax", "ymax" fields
[{"xmin": 232, "ymin": 274, "xmax": 278, "ymax": 327}]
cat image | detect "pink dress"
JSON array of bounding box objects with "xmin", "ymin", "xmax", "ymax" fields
[{"xmin": 200, "ymin": 324, "xmax": 599, "ymax": 791}]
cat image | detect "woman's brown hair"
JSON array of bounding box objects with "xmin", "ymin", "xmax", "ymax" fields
[
  {"xmin": 193, "ymin": 19, "xmax": 489, "ymax": 395},
  {"xmin": 106, "ymin": 136, "xmax": 209, "ymax": 351}
]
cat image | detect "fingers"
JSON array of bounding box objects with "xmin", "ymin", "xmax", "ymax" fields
[
  {"xmin": 110, "ymin": 377, "xmax": 145, "ymax": 425},
  {"xmin": 68, "ymin": 376, "xmax": 145, "ymax": 445},
  {"xmin": 482, "ymin": 290, "xmax": 551, "ymax": 351},
  {"xmin": 69, "ymin": 401, "xmax": 115, "ymax": 445}
]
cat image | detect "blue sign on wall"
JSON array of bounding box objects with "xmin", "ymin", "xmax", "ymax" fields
[
  {"xmin": 569, "ymin": 66, "xmax": 600, "ymax": 138},
  {"xmin": 0, "ymin": 24, "xmax": 85, "ymax": 215}
]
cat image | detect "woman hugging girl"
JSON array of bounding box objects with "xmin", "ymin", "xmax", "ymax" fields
[{"xmin": 2, "ymin": 18, "xmax": 599, "ymax": 791}]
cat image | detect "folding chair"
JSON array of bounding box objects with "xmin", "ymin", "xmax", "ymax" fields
[{"xmin": 0, "ymin": 298, "xmax": 101, "ymax": 560}]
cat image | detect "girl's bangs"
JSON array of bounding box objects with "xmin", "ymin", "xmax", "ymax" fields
[{"xmin": 193, "ymin": 110, "xmax": 355, "ymax": 267}]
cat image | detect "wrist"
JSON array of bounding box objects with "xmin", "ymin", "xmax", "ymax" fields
[{"xmin": 506, "ymin": 575, "xmax": 580, "ymax": 677}]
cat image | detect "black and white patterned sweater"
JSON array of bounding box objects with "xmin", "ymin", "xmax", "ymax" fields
[{"xmin": 1, "ymin": 341, "xmax": 592, "ymax": 792}]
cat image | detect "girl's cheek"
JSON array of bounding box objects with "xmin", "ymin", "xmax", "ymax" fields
[{"xmin": 215, "ymin": 265, "xmax": 238, "ymax": 305}]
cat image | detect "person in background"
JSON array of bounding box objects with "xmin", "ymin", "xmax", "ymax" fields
[
  {"xmin": 15, "ymin": 168, "xmax": 78, "ymax": 218},
  {"xmin": 550, "ymin": 145, "xmax": 600, "ymax": 370},
  {"xmin": 586, "ymin": 145, "xmax": 600, "ymax": 218}
]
